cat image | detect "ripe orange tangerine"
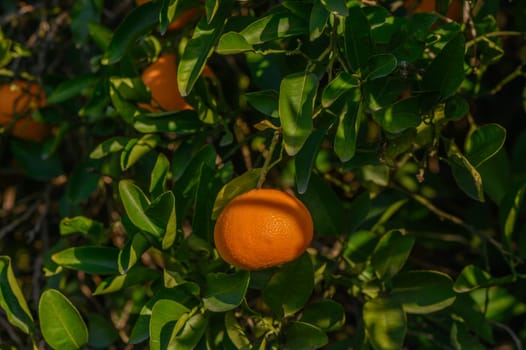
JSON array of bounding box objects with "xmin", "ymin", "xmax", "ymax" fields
[
  {"xmin": 139, "ymin": 53, "xmax": 193, "ymax": 112},
  {"xmin": 0, "ymin": 81, "xmax": 49, "ymax": 142},
  {"xmin": 214, "ymin": 188, "xmax": 314, "ymax": 270}
]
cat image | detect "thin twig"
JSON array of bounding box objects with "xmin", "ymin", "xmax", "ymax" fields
[
  {"xmin": 491, "ymin": 321, "xmax": 523, "ymax": 350},
  {"xmin": 257, "ymin": 130, "xmax": 281, "ymax": 189}
]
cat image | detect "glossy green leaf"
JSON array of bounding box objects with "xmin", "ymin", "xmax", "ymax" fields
[
  {"xmin": 344, "ymin": 4, "xmax": 372, "ymax": 72},
  {"xmin": 367, "ymin": 54, "xmax": 397, "ymax": 81},
  {"xmin": 192, "ymin": 164, "xmax": 222, "ymax": 240},
  {"xmin": 87, "ymin": 22, "xmax": 112, "ymax": 51},
  {"xmin": 94, "ymin": 266, "xmax": 160, "ymax": 295},
  {"xmin": 279, "ymin": 72, "xmax": 317, "ymax": 155},
  {"xmin": 102, "ymin": 1, "xmax": 160, "ymax": 64},
  {"xmin": 343, "ymin": 230, "xmax": 377, "ymax": 263},
  {"xmin": 240, "ymin": 11, "xmax": 308, "ymax": 45},
  {"xmin": 203, "ymin": 271, "xmax": 250, "ymax": 312},
  {"xmin": 372, "ymin": 97, "xmax": 421, "ymax": 134},
  {"xmin": 120, "ymin": 134, "xmax": 160, "ymax": 171},
  {"xmin": 295, "ymin": 128, "xmax": 326, "ymax": 194},
  {"xmin": 363, "ymin": 297, "xmax": 406, "ymax": 350},
  {"xmin": 133, "ymin": 110, "xmax": 201, "ymax": 134},
  {"xmin": 90, "ymin": 136, "xmax": 130, "ymax": 159},
  {"xmin": 212, "ymin": 168, "xmax": 261, "ymax": 220},
  {"xmin": 283, "ymin": 321, "xmax": 328, "ymax": 350},
  {"xmin": 451, "ymin": 294, "xmax": 494, "ymax": 343},
  {"xmin": 146, "ymin": 191, "xmax": 177, "ymax": 249},
  {"xmin": 118, "ymin": 232, "xmax": 150, "ymax": 274},
  {"xmin": 224, "ymin": 311, "xmax": 251, "ymax": 348},
  {"xmin": 177, "ymin": 0, "xmax": 233, "ymax": 96},
  {"xmin": 309, "ymin": 0, "xmax": 330, "ymax": 41},
  {"xmin": 166, "ymin": 312, "xmax": 208, "ymax": 350},
  {"xmin": 129, "ymin": 286, "xmax": 199, "ymax": 344},
  {"xmin": 334, "ymin": 101, "xmax": 363, "ymax": 162},
  {"xmin": 39, "ymin": 289, "xmax": 88, "ymax": 350},
  {"xmin": 448, "ymin": 141, "xmax": 484, "ymax": 202},
  {"xmin": 245, "ymin": 90, "xmax": 279, "ymax": 118},
  {"xmin": 465, "ymin": 123, "xmax": 506, "ymax": 167},
  {"xmin": 321, "ymin": 72, "xmax": 359, "ymax": 108},
  {"xmin": 159, "ymin": 0, "xmax": 195, "ymax": 34},
  {"xmin": 422, "ymin": 33, "xmax": 465, "ymax": 100},
  {"xmin": 0, "ymin": 256, "xmax": 34, "ymax": 335},
  {"xmin": 66, "ymin": 159, "xmax": 100, "ymax": 203},
  {"xmin": 150, "ymin": 153, "xmax": 170, "ymax": 198},
  {"xmin": 363, "ymin": 76, "xmax": 405, "ymax": 111},
  {"xmin": 216, "ymin": 32, "xmax": 253, "ymax": 54},
  {"xmin": 346, "ymin": 191, "xmax": 371, "ymax": 233},
  {"xmin": 444, "ymin": 95, "xmax": 470, "ymax": 121},
  {"xmin": 300, "ymin": 299, "xmax": 346, "ymax": 332},
  {"xmin": 149, "ymin": 300, "xmax": 190, "ymax": 350},
  {"xmin": 119, "ymin": 179, "xmax": 162, "ymax": 236},
  {"xmin": 453, "ymin": 264, "xmax": 513, "ymax": 293},
  {"xmin": 60, "ymin": 216, "xmax": 104, "ymax": 239},
  {"xmin": 47, "ymin": 75, "xmax": 98, "ymax": 104},
  {"xmin": 391, "ymin": 270, "xmax": 456, "ymax": 314},
  {"xmin": 321, "ymin": 0, "xmax": 348, "ymax": 15},
  {"xmin": 263, "ymin": 253, "xmax": 314, "ymax": 317},
  {"xmin": 370, "ymin": 230, "xmax": 415, "ymax": 280},
  {"xmin": 51, "ymin": 246, "xmax": 120, "ymax": 275},
  {"xmin": 499, "ymin": 181, "xmax": 526, "ymax": 248}
]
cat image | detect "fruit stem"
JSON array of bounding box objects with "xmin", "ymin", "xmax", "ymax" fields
[{"xmin": 257, "ymin": 129, "xmax": 281, "ymax": 189}]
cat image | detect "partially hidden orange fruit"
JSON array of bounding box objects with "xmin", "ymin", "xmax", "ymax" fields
[
  {"xmin": 136, "ymin": 0, "xmax": 201, "ymax": 31},
  {"xmin": 404, "ymin": 0, "xmax": 462, "ymax": 21},
  {"xmin": 214, "ymin": 189, "xmax": 314, "ymax": 270},
  {"xmin": 0, "ymin": 81, "xmax": 49, "ymax": 142},
  {"xmin": 139, "ymin": 53, "xmax": 193, "ymax": 112}
]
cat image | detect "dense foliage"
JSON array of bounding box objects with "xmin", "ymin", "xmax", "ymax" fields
[{"xmin": 1, "ymin": 0, "xmax": 526, "ymax": 348}]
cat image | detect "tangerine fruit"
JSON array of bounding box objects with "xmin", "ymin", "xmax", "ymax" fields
[
  {"xmin": 0, "ymin": 81, "xmax": 49, "ymax": 142},
  {"xmin": 139, "ymin": 53, "xmax": 193, "ymax": 112},
  {"xmin": 214, "ymin": 188, "xmax": 314, "ymax": 270}
]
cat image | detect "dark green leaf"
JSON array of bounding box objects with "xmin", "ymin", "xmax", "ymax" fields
[
  {"xmin": 0, "ymin": 256, "xmax": 34, "ymax": 336},
  {"xmin": 118, "ymin": 233, "xmax": 150, "ymax": 274},
  {"xmin": 146, "ymin": 191, "xmax": 177, "ymax": 249},
  {"xmin": 133, "ymin": 110, "xmax": 201, "ymax": 134},
  {"xmin": 245, "ymin": 90, "xmax": 279, "ymax": 118},
  {"xmin": 451, "ymin": 294, "xmax": 494, "ymax": 343},
  {"xmin": 216, "ymin": 32, "xmax": 253, "ymax": 54},
  {"xmin": 321, "ymin": 72, "xmax": 359, "ymax": 108},
  {"xmin": 240, "ymin": 11, "xmax": 308, "ymax": 45},
  {"xmin": 344, "ymin": 4, "xmax": 373, "ymax": 72},
  {"xmin": 39, "ymin": 289, "xmax": 88, "ymax": 350},
  {"xmin": 102, "ymin": 1, "xmax": 160, "ymax": 64},
  {"xmin": 51, "ymin": 246, "xmax": 120, "ymax": 275},
  {"xmin": 300, "ymin": 299, "xmax": 346, "ymax": 332},
  {"xmin": 391, "ymin": 270, "xmax": 456, "ymax": 314},
  {"xmin": 150, "ymin": 153, "xmax": 170, "ymax": 198},
  {"xmin": 309, "ymin": 0, "xmax": 330, "ymax": 41},
  {"xmin": 295, "ymin": 129, "xmax": 326, "ymax": 194},
  {"xmin": 321, "ymin": 0, "xmax": 348, "ymax": 16},
  {"xmin": 203, "ymin": 271, "xmax": 250, "ymax": 312},
  {"xmin": 87, "ymin": 313, "xmax": 120, "ymax": 348},
  {"xmin": 372, "ymin": 97, "xmax": 421, "ymax": 133},
  {"xmin": 283, "ymin": 321, "xmax": 328, "ymax": 350},
  {"xmin": 448, "ymin": 141, "xmax": 484, "ymax": 202},
  {"xmin": 263, "ymin": 253, "xmax": 314, "ymax": 317},
  {"xmin": 453, "ymin": 264, "xmax": 513, "ymax": 293},
  {"xmin": 10, "ymin": 139, "xmax": 63, "ymax": 181},
  {"xmin": 279, "ymin": 72, "xmax": 317, "ymax": 155},
  {"xmin": 363, "ymin": 297, "xmax": 406, "ymax": 350},
  {"xmin": 225, "ymin": 311, "xmax": 251, "ymax": 348},
  {"xmin": 444, "ymin": 95, "xmax": 469, "ymax": 121},
  {"xmin": 465, "ymin": 123, "xmax": 506, "ymax": 167},
  {"xmin": 370, "ymin": 230, "xmax": 415, "ymax": 280},
  {"xmin": 167, "ymin": 312, "xmax": 208, "ymax": 350},
  {"xmin": 88, "ymin": 22, "xmax": 112, "ymax": 51},
  {"xmin": 334, "ymin": 101, "xmax": 363, "ymax": 162},
  {"xmin": 499, "ymin": 181, "xmax": 526, "ymax": 248},
  {"xmin": 422, "ymin": 33, "xmax": 465, "ymax": 100},
  {"xmin": 367, "ymin": 54, "xmax": 397, "ymax": 81},
  {"xmin": 119, "ymin": 179, "xmax": 162, "ymax": 236},
  {"xmin": 177, "ymin": 0, "xmax": 233, "ymax": 96},
  {"xmin": 343, "ymin": 230, "xmax": 377, "ymax": 263}
]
